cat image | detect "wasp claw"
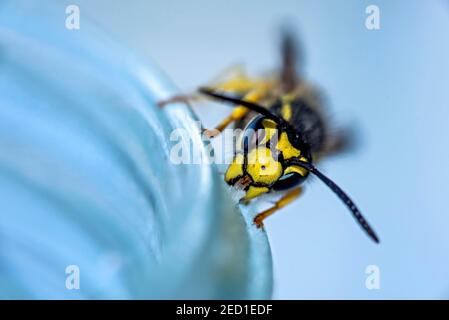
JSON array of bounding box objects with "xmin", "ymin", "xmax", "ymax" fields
[
  {"xmin": 253, "ymin": 215, "xmax": 265, "ymax": 228},
  {"xmin": 157, "ymin": 100, "xmax": 168, "ymax": 108},
  {"xmin": 202, "ymin": 128, "xmax": 220, "ymax": 139}
]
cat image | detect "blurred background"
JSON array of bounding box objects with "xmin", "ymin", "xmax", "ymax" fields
[{"xmin": 3, "ymin": 0, "xmax": 449, "ymax": 299}]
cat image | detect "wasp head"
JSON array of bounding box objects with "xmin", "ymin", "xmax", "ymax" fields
[{"xmin": 225, "ymin": 116, "xmax": 311, "ymax": 202}]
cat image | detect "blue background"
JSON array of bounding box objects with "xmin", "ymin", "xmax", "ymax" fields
[{"xmin": 7, "ymin": 0, "xmax": 449, "ymax": 299}]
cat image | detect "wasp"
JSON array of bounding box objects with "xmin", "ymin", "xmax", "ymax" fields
[{"xmin": 159, "ymin": 31, "xmax": 379, "ymax": 243}]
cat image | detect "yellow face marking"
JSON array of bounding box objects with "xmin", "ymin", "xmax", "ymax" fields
[
  {"xmin": 246, "ymin": 147, "xmax": 282, "ymax": 186},
  {"xmin": 225, "ymin": 154, "xmax": 244, "ymax": 183},
  {"xmin": 284, "ymin": 165, "xmax": 308, "ymax": 177},
  {"xmin": 275, "ymin": 132, "xmax": 301, "ymax": 160},
  {"xmin": 244, "ymin": 186, "xmax": 270, "ymax": 201}
]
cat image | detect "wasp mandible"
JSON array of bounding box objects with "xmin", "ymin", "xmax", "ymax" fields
[{"xmin": 159, "ymin": 31, "xmax": 379, "ymax": 243}]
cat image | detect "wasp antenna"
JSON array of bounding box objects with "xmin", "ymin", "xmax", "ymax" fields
[
  {"xmin": 291, "ymin": 159, "xmax": 380, "ymax": 243},
  {"xmin": 198, "ymin": 87, "xmax": 285, "ymax": 124}
]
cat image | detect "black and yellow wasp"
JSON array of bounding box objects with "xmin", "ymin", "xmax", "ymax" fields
[{"xmin": 160, "ymin": 31, "xmax": 379, "ymax": 243}]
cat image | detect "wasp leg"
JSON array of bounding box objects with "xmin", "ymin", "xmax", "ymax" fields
[
  {"xmin": 204, "ymin": 85, "xmax": 270, "ymax": 138},
  {"xmin": 159, "ymin": 71, "xmax": 259, "ymax": 109},
  {"xmin": 165, "ymin": 66, "xmax": 253, "ymax": 111},
  {"xmin": 157, "ymin": 94, "xmax": 202, "ymax": 108},
  {"xmin": 203, "ymin": 105, "xmax": 249, "ymax": 138},
  {"xmin": 253, "ymin": 187, "xmax": 303, "ymax": 228}
]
